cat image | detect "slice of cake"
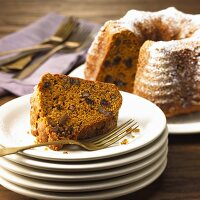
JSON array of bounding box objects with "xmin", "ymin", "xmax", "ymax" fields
[{"xmin": 30, "ymin": 73, "xmax": 122, "ymax": 150}]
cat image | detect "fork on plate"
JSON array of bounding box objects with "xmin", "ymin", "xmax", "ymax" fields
[{"xmin": 0, "ymin": 119, "xmax": 138, "ymax": 157}]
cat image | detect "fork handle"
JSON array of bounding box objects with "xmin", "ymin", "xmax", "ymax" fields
[
  {"xmin": 14, "ymin": 44, "xmax": 67, "ymax": 80},
  {"xmin": 0, "ymin": 139, "xmax": 79, "ymax": 157},
  {"xmin": 0, "ymin": 45, "xmax": 54, "ymax": 67},
  {"xmin": 0, "ymin": 44, "xmax": 54, "ymax": 57},
  {"xmin": 14, "ymin": 41, "xmax": 79, "ymax": 80}
]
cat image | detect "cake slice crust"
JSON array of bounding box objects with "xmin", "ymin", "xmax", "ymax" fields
[{"xmin": 30, "ymin": 73, "xmax": 122, "ymax": 150}]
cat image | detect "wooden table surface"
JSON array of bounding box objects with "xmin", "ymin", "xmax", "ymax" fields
[{"xmin": 0, "ymin": 0, "xmax": 200, "ymax": 199}]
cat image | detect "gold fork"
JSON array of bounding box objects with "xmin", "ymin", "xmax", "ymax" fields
[
  {"xmin": 15, "ymin": 25, "xmax": 95, "ymax": 80},
  {"xmin": 0, "ymin": 17, "xmax": 77, "ymax": 69},
  {"xmin": 0, "ymin": 119, "xmax": 138, "ymax": 157}
]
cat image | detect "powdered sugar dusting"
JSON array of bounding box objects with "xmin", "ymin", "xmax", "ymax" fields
[
  {"xmin": 134, "ymin": 38, "xmax": 200, "ymax": 113},
  {"xmin": 120, "ymin": 7, "xmax": 200, "ymax": 40},
  {"xmin": 86, "ymin": 7, "xmax": 200, "ymax": 117}
]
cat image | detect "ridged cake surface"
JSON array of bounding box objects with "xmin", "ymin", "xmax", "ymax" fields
[
  {"xmin": 134, "ymin": 40, "xmax": 200, "ymax": 117},
  {"xmin": 85, "ymin": 7, "xmax": 200, "ymax": 117}
]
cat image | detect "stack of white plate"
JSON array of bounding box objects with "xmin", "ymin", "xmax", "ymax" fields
[{"xmin": 0, "ymin": 90, "xmax": 168, "ymax": 199}]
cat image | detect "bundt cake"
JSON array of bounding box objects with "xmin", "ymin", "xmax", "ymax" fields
[
  {"xmin": 134, "ymin": 40, "xmax": 200, "ymax": 117},
  {"xmin": 30, "ymin": 73, "xmax": 122, "ymax": 150},
  {"xmin": 84, "ymin": 7, "xmax": 200, "ymax": 117}
]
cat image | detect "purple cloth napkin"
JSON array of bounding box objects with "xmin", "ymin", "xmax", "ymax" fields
[{"xmin": 0, "ymin": 13, "xmax": 100, "ymax": 96}]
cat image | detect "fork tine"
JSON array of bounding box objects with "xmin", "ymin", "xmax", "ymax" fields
[
  {"xmin": 44, "ymin": 17, "xmax": 77, "ymax": 44},
  {"xmin": 75, "ymin": 28, "xmax": 97, "ymax": 53},
  {"xmin": 63, "ymin": 18, "xmax": 78, "ymax": 36},
  {"xmin": 56, "ymin": 17, "xmax": 75, "ymax": 36},
  {"xmin": 52, "ymin": 17, "xmax": 76, "ymax": 39},
  {"xmin": 84, "ymin": 119, "xmax": 134, "ymax": 143},
  {"xmin": 94, "ymin": 121, "xmax": 138, "ymax": 145},
  {"xmin": 0, "ymin": 17, "xmax": 78, "ymax": 59},
  {"xmin": 68, "ymin": 23, "xmax": 91, "ymax": 43},
  {"xmin": 58, "ymin": 24, "xmax": 92, "ymax": 55},
  {"xmin": 53, "ymin": 17, "xmax": 72, "ymax": 37},
  {"xmin": 14, "ymin": 18, "xmax": 78, "ymax": 80},
  {"xmin": 95, "ymin": 124, "xmax": 139, "ymax": 149},
  {"xmin": 102, "ymin": 123, "xmax": 139, "ymax": 146},
  {"xmin": 93, "ymin": 121, "xmax": 138, "ymax": 146},
  {"xmin": 57, "ymin": 17, "xmax": 77, "ymax": 42}
]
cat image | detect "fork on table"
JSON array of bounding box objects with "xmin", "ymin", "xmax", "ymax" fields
[
  {"xmin": 0, "ymin": 16, "xmax": 78, "ymax": 70},
  {"xmin": 15, "ymin": 24, "xmax": 96, "ymax": 80},
  {"xmin": 0, "ymin": 119, "xmax": 138, "ymax": 157}
]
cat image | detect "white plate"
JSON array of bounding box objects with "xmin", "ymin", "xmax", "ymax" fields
[
  {"xmin": 5, "ymin": 128, "xmax": 168, "ymax": 172},
  {"xmin": 0, "ymin": 91, "xmax": 166, "ymax": 162},
  {"xmin": 0, "ymin": 159, "xmax": 167, "ymax": 200},
  {"xmin": 71, "ymin": 65, "xmax": 200, "ymax": 135},
  {"xmin": 0, "ymin": 153, "xmax": 167, "ymax": 192},
  {"xmin": 167, "ymin": 112, "xmax": 200, "ymax": 134},
  {"xmin": 69, "ymin": 64, "xmax": 85, "ymax": 79},
  {"xmin": 0, "ymin": 144, "xmax": 167, "ymax": 182}
]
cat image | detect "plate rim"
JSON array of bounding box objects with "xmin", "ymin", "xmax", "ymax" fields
[
  {"xmin": 0, "ymin": 159, "xmax": 167, "ymax": 200},
  {"xmin": 5, "ymin": 128, "xmax": 168, "ymax": 172},
  {"xmin": 0, "ymin": 91, "xmax": 166, "ymax": 161},
  {"xmin": 0, "ymin": 155, "xmax": 167, "ymax": 192},
  {"xmin": 0, "ymin": 144, "xmax": 168, "ymax": 181},
  {"xmin": 167, "ymin": 111, "xmax": 200, "ymax": 134}
]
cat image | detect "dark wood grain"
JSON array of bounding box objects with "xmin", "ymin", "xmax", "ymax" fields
[
  {"xmin": 0, "ymin": 0, "xmax": 200, "ymax": 199},
  {"xmin": 0, "ymin": 0, "xmax": 200, "ymax": 38}
]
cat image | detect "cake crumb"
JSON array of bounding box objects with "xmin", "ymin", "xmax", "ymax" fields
[
  {"xmin": 44, "ymin": 147, "xmax": 49, "ymax": 151},
  {"xmin": 121, "ymin": 138, "xmax": 129, "ymax": 145},
  {"xmin": 133, "ymin": 128, "xmax": 140, "ymax": 133},
  {"xmin": 131, "ymin": 133, "xmax": 136, "ymax": 138},
  {"xmin": 126, "ymin": 127, "xmax": 140, "ymax": 133},
  {"xmin": 63, "ymin": 151, "xmax": 68, "ymax": 154},
  {"xmin": 131, "ymin": 128, "xmax": 140, "ymax": 137}
]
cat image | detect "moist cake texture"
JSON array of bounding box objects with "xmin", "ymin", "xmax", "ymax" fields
[{"xmin": 30, "ymin": 73, "xmax": 122, "ymax": 150}]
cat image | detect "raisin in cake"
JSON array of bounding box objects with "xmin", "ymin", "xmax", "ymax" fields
[{"xmin": 30, "ymin": 73, "xmax": 122, "ymax": 150}]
